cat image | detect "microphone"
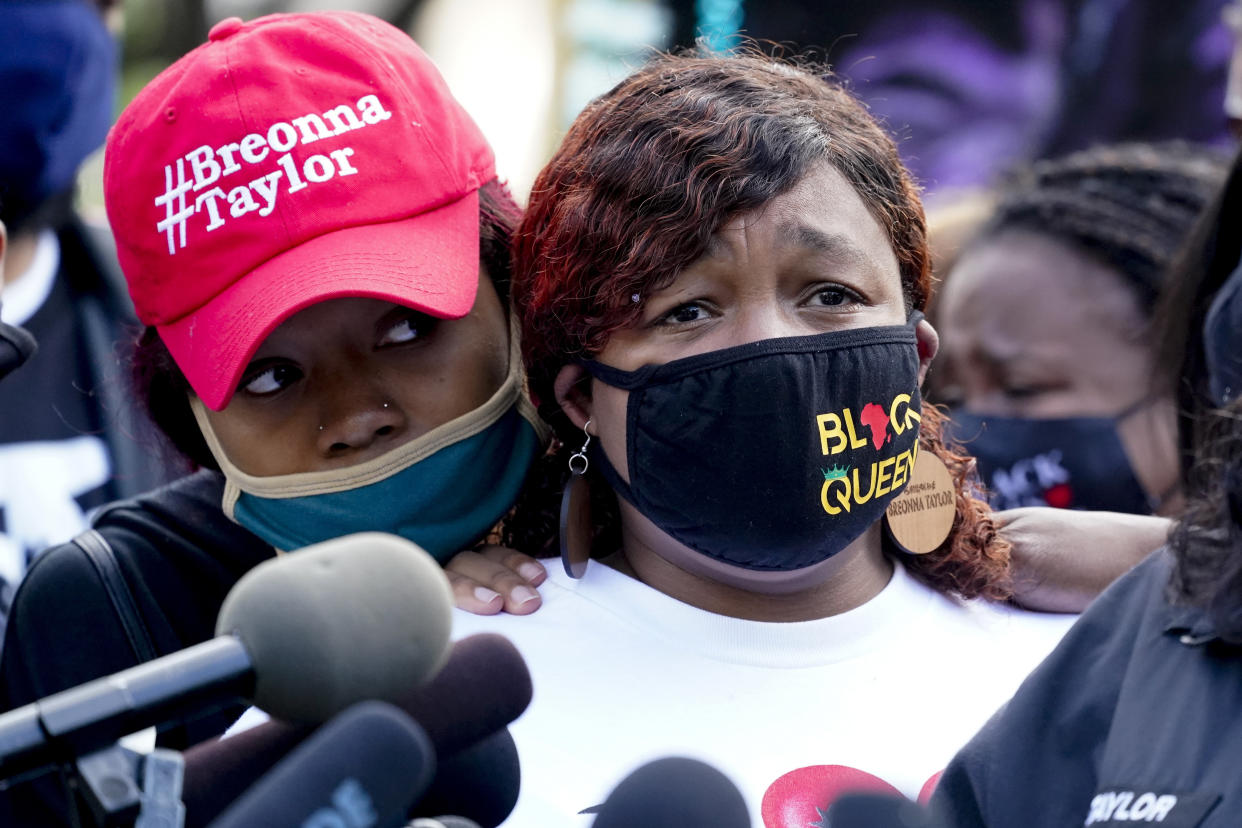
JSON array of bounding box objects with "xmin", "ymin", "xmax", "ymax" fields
[
  {"xmin": 825, "ymin": 793, "xmax": 942, "ymax": 827},
  {"xmin": 590, "ymin": 757, "xmax": 751, "ymax": 828},
  {"xmin": 409, "ymin": 728, "xmax": 520, "ymax": 828},
  {"xmin": 410, "ymin": 818, "xmax": 482, "ymax": 828},
  {"xmin": 207, "ymin": 701, "xmax": 434, "ymax": 828},
  {"xmin": 0, "ymin": 532, "xmax": 453, "ymax": 782},
  {"xmin": 180, "ymin": 634, "xmax": 530, "ymax": 827}
]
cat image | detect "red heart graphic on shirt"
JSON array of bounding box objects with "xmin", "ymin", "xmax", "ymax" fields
[
  {"xmin": 919, "ymin": 770, "xmax": 943, "ymax": 803},
  {"xmin": 761, "ymin": 765, "xmax": 945, "ymax": 827},
  {"xmin": 762, "ymin": 765, "xmax": 901, "ymax": 827}
]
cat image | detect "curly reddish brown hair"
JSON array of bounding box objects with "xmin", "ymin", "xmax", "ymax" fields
[{"xmin": 508, "ymin": 50, "xmax": 1011, "ymax": 600}]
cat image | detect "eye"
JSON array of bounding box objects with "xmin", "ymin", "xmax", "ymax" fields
[
  {"xmin": 656, "ymin": 302, "xmax": 711, "ymax": 325},
  {"xmin": 378, "ymin": 311, "xmax": 435, "ymax": 347},
  {"xmin": 808, "ymin": 285, "xmax": 862, "ymax": 307},
  {"xmin": 240, "ymin": 362, "xmax": 302, "ymax": 396}
]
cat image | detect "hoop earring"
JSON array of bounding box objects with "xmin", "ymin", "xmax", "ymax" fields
[{"xmin": 559, "ymin": 421, "xmax": 593, "ymax": 578}]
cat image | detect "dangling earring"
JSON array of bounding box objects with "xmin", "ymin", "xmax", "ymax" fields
[
  {"xmin": 560, "ymin": 421, "xmax": 593, "ymax": 578},
  {"xmin": 884, "ymin": 441, "xmax": 956, "ymax": 555}
]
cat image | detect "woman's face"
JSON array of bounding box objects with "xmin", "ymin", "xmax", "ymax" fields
[
  {"xmin": 201, "ymin": 269, "xmax": 509, "ymax": 476},
  {"xmin": 936, "ymin": 229, "xmax": 1180, "ymax": 511},
  {"xmin": 555, "ymin": 162, "xmax": 939, "ymax": 614},
  {"xmin": 936, "ymin": 229, "xmax": 1152, "ymax": 418},
  {"xmin": 574, "ymin": 162, "xmax": 934, "ymax": 485}
]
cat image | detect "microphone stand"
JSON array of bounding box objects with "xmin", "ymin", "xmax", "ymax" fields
[
  {"xmin": 0, "ymin": 637, "xmax": 249, "ymax": 827},
  {"xmin": 62, "ymin": 743, "xmax": 185, "ymax": 828}
]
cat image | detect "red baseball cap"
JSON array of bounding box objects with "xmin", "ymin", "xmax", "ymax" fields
[{"xmin": 104, "ymin": 12, "xmax": 496, "ymax": 410}]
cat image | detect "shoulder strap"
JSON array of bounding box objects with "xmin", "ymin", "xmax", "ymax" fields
[{"xmin": 74, "ymin": 528, "xmax": 158, "ymax": 664}]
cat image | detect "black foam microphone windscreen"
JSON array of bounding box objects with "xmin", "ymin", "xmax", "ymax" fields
[
  {"xmin": 182, "ymin": 719, "xmax": 306, "ymax": 828},
  {"xmin": 590, "ymin": 757, "xmax": 751, "ymax": 828},
  {"xmin": 181, "ymin": 634, "xmax": 530, "ymax": 827},
  {"xmin": 206, "ymin": 701, "xmax": 433, "ymax": 828},
  {"xmin": 398, "ymin": 633, "xmax": 531, "ymax": 755},
  {"xmin": 410, "ymin": 728, "xmax": 520, "ymax": 828},
  {"xmin": 826, "ymin": 793, "xmax": 942, "ymax": 827}
]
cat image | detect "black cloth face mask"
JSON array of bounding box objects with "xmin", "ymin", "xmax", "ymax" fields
[
  {"xmin": 945, "ymin": 405, "xmax": 1153, "ymax": 514},
  {"xmin": 582, "ymin": 316, "xmax": 924, "ymax": 572}
]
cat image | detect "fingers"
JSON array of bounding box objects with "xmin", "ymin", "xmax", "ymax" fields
[
  {"xmin": 444, "ymin": 547, "xmax": 545, "ymax": 616},
  {"xmin": 446, "ymin": 564, "xmax": 505, "ymax": 615},
  {"xmin": 477, "ymin": 545, "xmax": 548, "ymax": 587}
]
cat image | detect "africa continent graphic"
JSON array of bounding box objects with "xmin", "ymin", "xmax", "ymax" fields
[{"xmin": 859, "ymin": 403, "xmax": 891, "ymax": 450}]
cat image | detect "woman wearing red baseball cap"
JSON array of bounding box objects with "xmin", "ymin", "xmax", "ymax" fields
[
  {"xmin": 0, "ymin": 12, "xmax": 550, "ymax": 823},
  {"xmin": 106, "ymin": 11, "xmax": 546, "ymax": 565}
]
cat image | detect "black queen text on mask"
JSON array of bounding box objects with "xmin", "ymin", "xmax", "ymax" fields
[{"xmin": 584, "ymin": 318, "xmax": 925, "ymax": 572}]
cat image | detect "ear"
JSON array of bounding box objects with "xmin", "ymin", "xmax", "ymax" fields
[
  {"xmin": 554, "ymin": 364, "xmax": 594, "ymax": 432},
  {"xmin": 915, "ymin": 317, "xmax": 939, "ymax": 387},
  {"xmin": 0, "ymin": 220, "xmax": 8, "ymax": 281}
]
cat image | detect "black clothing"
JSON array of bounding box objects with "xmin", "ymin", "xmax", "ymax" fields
[
  {"xmin": 931, "ymin": 550, "xmax": 1240, "ymax": 828},
  {"xmin": 0, "ymin": 470, "xmax": 274, "ymax": 825},
  {"xmin": 0, "ymin": 243, "xmax": 109, "ymax": 498},
  {"xmin": 60, "ymin": 218, "xmax": 177, "ymax": 499},
  {"xmin": 0, "ymin": 218, "xmax": 179, "ymax": 617}
]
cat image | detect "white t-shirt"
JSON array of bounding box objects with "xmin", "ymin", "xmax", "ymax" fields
[{"xmin": 451, "ymin": 559, "xmax": 1076, "ymax": 828}]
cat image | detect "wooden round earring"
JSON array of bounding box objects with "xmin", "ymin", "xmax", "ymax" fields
[{"xmin": 885, "ymin": 442, "xmax": 957, "ymax": 555}]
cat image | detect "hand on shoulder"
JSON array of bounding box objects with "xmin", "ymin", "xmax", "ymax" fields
[{"xmin": 446, "ymin": 545, "xmax": 547, "ymax": 615}]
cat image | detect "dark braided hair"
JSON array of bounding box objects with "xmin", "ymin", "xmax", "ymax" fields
[{"xmin": 973, "ymin": 142, "xmax": 1228, "ymax": 315}]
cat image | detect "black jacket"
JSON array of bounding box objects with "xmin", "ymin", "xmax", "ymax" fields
[
  {"xmin": 931, "ymin": 549, "xmax": 1241, "ymax": 827},
  {"xmin": 0, "ymin": 470, "xmax": 274, "ymax": 825},
  {"xmin": 0, "ymin": 218, "xmax": 180, "ymax": 628},
  {"xmin": 57, "ymin": 216, "xmax": 177, "ymax": 500}
]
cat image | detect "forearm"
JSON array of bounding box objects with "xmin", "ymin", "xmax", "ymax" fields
[{"xmin": 1003, "ymin": 508, "xmax": 1170, "ymax": 613}]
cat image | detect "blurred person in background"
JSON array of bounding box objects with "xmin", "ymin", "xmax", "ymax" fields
[
  {"xmin": 668, "ymin": 0, "xmax": 1233, "ymax": 194},
  {"xmin": 0, "ymin": 0, "xmax": 176, "ymax": 629},
  {"xmin": 0, "ymin": 233, "xmax": 38, "ymax": 389},
  {"xmin": 935, "ymin": 143, "xmax": 1226, "ymax": 516},
  {"xmin": 930, "ymin": 143, "xmax": 1242, "ymax": 828}
]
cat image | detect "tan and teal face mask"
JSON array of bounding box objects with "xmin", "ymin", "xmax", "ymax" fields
[{"xmin": 191, "ymin": 324, "xmax": 549, "ymax": 563}]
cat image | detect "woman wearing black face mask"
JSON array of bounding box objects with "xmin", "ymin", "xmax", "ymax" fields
[
  {"xmin": 935, "ymin": 143, "xmax": 1226, "ymax": 515},
  {"xmin": 930, "ymin": 146, "xmax": 1242, "ymax": 828},
  {"xmin": 452, "ymin": 51, "xmax": 1078, "ymax": 828}
]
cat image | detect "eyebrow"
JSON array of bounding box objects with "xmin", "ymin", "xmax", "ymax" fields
[
  {"xmin": 699, "ymin": 222, "xmax": 873, "ymax": 267},
  {"xmin": 780, "ymin": 224, "xmax": 868, "ymax": 263}
]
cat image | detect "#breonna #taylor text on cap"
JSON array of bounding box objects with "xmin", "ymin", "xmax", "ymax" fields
[{"xmin": 103, "ymin": 12, "xmax": 496, "ymax": 411}]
